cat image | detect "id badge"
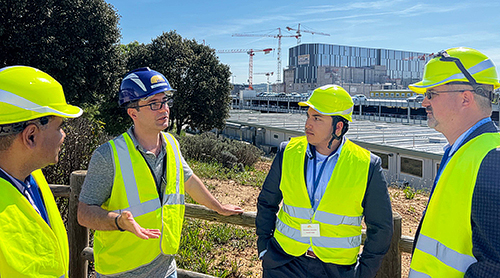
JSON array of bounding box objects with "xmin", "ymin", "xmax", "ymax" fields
[{"xmin": 300, "ymin": 223, "xmax": 320, "ymax": 237}]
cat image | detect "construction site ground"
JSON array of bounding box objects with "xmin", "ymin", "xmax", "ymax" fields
[{"xmin": 204, "ymin": 160, "xmax": 428, "ymax": 278}]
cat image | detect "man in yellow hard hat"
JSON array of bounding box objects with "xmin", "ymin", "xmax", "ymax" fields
[
  {"xmin": 0, "ymin": 65, "xmax": 82, "ymax": 277},
  {"xmin": 256, "ymin": 85, "xmax": 393, "ymax": 278},
  {"xmin": 409, "ymin": 47, "xmax": 500, "ymax": 277},
  {"xmin": 77, "ymin": 67, "xmax": 243, "ymax": 278}
]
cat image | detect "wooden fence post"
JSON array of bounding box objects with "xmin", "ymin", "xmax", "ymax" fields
[
  {"xmin": 376, "ymin": 211, "xmax": 402, "ymax": 278},
  {"xmin": 68, "ymin": 170, "xmax": 88, "ymax": 278}
]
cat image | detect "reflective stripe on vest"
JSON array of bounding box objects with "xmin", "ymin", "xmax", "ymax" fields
[
  {"xmin": 276, "ymin": 218, "xmax": 362, "ymax": 248},
  {"xmin": 415, "ymin": 234, "xmax": 476, "ymax": 273},
  {"xmin": 282, "ymin": 204, "xmax": 363, "ymax": 226},
  {"xmin": 111, "ymin": 133, "xmax": 184, "ymax": 217},
  {"xmin": 408, "ymin": 269, "xmax": 431, "ymax": 278},
  {"xmin": 0, "ymin": 169, "xmax": 69, "ymax": 277},
  {"xmin": 274, "ymin": 136, "xmax": 370, "ymax": 265},
  {"xmin": 94, "ymin": 132, "xmax": 185, "ymax": 275},
  {"xmin": 410, "ymin": 132, "xmax": 500, "ymax": 277}
]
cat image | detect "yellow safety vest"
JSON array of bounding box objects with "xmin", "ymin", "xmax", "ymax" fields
[
  {"xmin": 0, "ymin": 169, "xmax": 69, "ymax": 278},
  {"xmin": 410, "ymin": 133, "xmax": 500, "ymax": 278},
  {"xmin": 94, "ymin": 132, "xmax": 185, "ymax": 275},
  {"xmin": 274, "ymin": 136, "xmax": 370, "ymax": 264}
]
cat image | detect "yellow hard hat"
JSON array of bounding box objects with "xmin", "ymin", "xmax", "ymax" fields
[
  {"xmin": 299, "ymin": 84, "xmax": 354, "ymax": 122},
  {"xmin": 0, "ymin": 66, "xmax": 82, "ymax": 125},
  {"xmin": 409, "ymin": 47, "xmax": 500, "ymax": 94}
]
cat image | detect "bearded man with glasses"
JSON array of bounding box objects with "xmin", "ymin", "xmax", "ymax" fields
[
  {"xmin": 77, "ymin": 67, "xmax": 243, "ymax": 278},
  {"xmin": 408, "ymin": 47, "xmax": 500, "ymax": 278}
]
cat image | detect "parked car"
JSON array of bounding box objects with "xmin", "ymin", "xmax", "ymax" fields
[
  {"xmin": 351, "ymin": 96, "xmax": 360, "ymax": 105},
  {"xmin": 406, "ymin": 95, "xmax": 424, "ymax": 102},
  {"xmin": 353, "ymin": 94, "xmax": 367, "ymax": 101}
]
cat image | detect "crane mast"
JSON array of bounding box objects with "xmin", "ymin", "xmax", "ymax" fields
[
  {"xmin": 217, "ymin": 48, "xmax": 273, "ymax": 90},
  {"xmin": 233, "ymin": 28, "xmax": 297, "ymax": 83}
]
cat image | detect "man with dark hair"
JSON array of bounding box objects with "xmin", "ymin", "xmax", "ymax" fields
[
  {"xmin": 256, "ymin": 84, "xmax": 393, "ymax": 278},
  {"xmin": 0, "ymin": 65, "xmax": 82, "ymax": 277},
  {"xmin": 409, "ymin": 47, "xmax": 500, "ymax": 277},
  {"xmin": 77, "ymin": 67, "xmax": 243, "ymax": 278}
]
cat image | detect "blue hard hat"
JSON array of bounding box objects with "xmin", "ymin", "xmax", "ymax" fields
[{"xmin": 118, "ymin": 67, "xmax": 176, "ymax": 107}]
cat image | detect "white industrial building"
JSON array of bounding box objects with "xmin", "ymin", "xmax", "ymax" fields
[{"xmin": 221, "ymin": 110, "xmax": 451, "ymax": 190}]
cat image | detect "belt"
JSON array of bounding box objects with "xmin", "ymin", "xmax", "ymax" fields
[{"xmin": 305, "ymin": 250, "xmax": 318, "ymax": 259}]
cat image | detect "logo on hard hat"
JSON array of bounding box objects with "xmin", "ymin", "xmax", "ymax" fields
[{"xmin": 151, "ymin": 75, "xmax": 166, "ymax": 84}]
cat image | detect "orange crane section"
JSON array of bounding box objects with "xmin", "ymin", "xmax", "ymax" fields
[{"xmin": 217, "ymin": 48, "xmax": 273, "ymax": 90}]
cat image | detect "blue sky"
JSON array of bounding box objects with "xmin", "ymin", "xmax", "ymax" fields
[{"xmin": 106, "ymin": 0, "xmax": 500, "ymax": 85}]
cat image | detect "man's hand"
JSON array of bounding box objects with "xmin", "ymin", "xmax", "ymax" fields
[
  {"xmin": 118, "ymin": 211, "xmax": 161, "ymax": 239},
  {"xmin": 216, "ymin": 204, "xmax": 244, "ymax": 216}
]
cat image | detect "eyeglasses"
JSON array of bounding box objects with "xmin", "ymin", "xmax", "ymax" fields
[
  {"xmin": 424, "ymin": 90, "xmax": 474, "ymax": 100},
  {"xmin": 135, "ymin": 99, "xmax": 173, "ymax": 110}
]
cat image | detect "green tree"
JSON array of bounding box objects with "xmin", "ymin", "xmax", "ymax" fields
[
  {"xmin": 0, "ymin": 0, "xmax": 124, "ymax": 111},
  {"xmin": 125, "ymin": 31, "xmax": 232, "ymax": 135},
  {"xmin": 174, "ymin": 39, "xmax": 232, "ymax": 134}
]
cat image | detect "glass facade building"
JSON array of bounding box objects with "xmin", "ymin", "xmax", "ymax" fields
[{"xmin": 289, "ymin": 43, "xmax": 430, "ymax": 85}]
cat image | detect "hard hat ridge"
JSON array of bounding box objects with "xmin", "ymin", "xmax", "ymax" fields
[
  {"xmin": 119, "ymin": 67, "xmax": 176, "ymax": 107},
  {"xmin": 409, "ymin": 47, "xmax": 500, "ymax": 96},
  {"xmin": 298, "ymin": 84, "xmax": 354, "ymax": 122}
]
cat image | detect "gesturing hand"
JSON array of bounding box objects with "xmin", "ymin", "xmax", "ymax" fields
[{"xmin": 118, "ymin": 211, "xmax": 161, "ymax": 239}]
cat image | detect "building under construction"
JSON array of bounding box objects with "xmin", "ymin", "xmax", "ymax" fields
[{"xmin": 277, "ymin": 43, "xmax": 431, "ymax": 94}]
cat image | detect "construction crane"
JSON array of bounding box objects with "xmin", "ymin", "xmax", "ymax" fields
[
  {"xmin": 233, "ymin": 28, "xmax": 298, "ymax": 83},
  {"xmin": 286, "ymin": 23, "xmax": 330, "ymax": 44},
  {"xmin": 403, "ymin": 53, "xmax": 434, "ymax": 61},
  {"xmin": 217, "ymin": 48, "xmax": 273, "ymax": 90},
  {"xmin": 254, "ymin": 72, "xmax": 274, "ymax": 93}
]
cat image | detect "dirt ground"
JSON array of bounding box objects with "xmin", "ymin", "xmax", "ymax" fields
[{"xmin": 202, "ymin": 160, "xmax": 428, "ymax": 278}]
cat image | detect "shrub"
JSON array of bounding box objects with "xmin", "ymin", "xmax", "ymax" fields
[
  {"xmin": 42, "ymin": 116, "xmax": 108, "ymax": 185},
  {"xmin": 403, "ymin": 186, "xmax": 416, "ymax": 200},
  {"xmin": 176, "ymin": 132, "xmax": 263, "ymax": 169}
]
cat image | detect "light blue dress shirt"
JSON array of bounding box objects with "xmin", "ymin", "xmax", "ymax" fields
[
  {"xmin": 435, "ymin": 117, "xmax": 492, "ymax": 184},
  {"xmin": 305, "ymin": 139, "xmax": 345, "ymax": 211}
]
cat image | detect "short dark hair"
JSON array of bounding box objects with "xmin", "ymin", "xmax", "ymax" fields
[{"xmin": 0, "ymin": 116, "xmax": 52, "ymax": 151}]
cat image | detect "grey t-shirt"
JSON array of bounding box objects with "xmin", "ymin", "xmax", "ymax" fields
[{"xmin": 79, "ymin": 127, "xmax": 193, "ymax": 278}]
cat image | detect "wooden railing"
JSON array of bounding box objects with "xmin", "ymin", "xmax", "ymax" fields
[{"xmin": 51, "ymin": 170, "xmax": 412, "ymax": 278}]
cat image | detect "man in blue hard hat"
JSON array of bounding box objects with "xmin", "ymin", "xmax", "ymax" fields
[{"xmin": 77, "ymin": 67, "xmax": 243, "ymax": 278}]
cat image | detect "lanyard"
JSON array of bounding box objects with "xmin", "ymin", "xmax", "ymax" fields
[
  {"xmin": 311, "ymin": 150, "xmax": 336, "ymax": 205},
  {"xmin": 138, "ymin": 147, "xmax": 167, "ymax": 201}
]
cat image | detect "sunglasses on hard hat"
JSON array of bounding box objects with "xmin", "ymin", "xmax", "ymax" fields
[
  {"xmin": 434, "ymin": 50, "xmax": 499, "ymax": 103},
  {"xmin": 435, "ymin": 50, "xmax": 478, "ymax": 86}
]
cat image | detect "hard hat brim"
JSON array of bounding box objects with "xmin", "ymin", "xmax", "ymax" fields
[
  {"xmin": 50, "ymin": 103, "xmax": 83, "ymax": 119},
  {"xmin": 408, "ymin": 81, "xmax": 428, "ymax": 95},
  {"xmin": 0, "ymin": 104, "xmax": 83, "ymax": 125},
  {"xmin": 298, "ymin": 100, "xmax": 353, "ymax": 121}
]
